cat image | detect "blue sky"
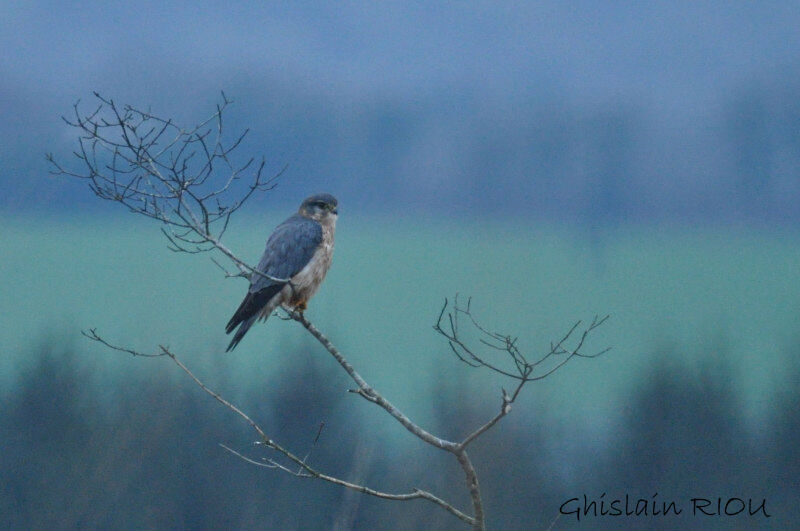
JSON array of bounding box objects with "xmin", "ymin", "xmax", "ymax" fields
[{"xmin": 3, "ymin": 2, "xmax": 800, "ymax": 222}]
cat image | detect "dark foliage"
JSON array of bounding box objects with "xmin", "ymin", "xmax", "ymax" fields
[{"xmin": 1, "ymin": 339, "xmax": 797, "ymax": 529}]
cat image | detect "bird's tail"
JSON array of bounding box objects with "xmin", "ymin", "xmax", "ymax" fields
[
  {"xmin": 226, "ymin": 315, "xmax": 258, "ymax": 352},
  {"xmin": 224, "ymin": 284, "xmax": 284, "ymax": 351}
]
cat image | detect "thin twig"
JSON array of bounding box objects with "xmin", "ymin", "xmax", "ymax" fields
[
  {"xmin": 84, "ymin": 330, "xmax": 474, "ymax": 527},
  {"xmin": 49, "ymin": 92, "xmax": 285, "ymax": 282}
]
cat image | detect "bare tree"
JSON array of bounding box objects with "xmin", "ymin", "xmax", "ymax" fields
[{"xmin": 49, "ymin": 93, "xmax": 609, "ymax": 530}]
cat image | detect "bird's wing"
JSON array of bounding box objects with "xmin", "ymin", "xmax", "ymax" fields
[
  {"xmin": 225, "ymin": 215, "xmax": 322, "ymax": 348},
  {"xmin": 249, "ymin": 214, "xmax": 323, "ymax": 293}
]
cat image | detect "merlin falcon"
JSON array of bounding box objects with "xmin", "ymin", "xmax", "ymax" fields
[{"xmin": 225, "ymin": 193, "xmax": 338, "ymax": 351}]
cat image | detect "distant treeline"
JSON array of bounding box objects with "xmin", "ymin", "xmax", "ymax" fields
[
  {"xmin": 1, "ymin": 339, "xmax": 797, "ymax": 529},
  {"xmin": 15, "ymin": 74, "xmax": 800, "ymax": 225}
]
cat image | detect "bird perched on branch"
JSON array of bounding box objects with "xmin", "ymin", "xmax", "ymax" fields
[{"xmin": 225, "ymin": 193, "xmax": 338, "ymax": 351}]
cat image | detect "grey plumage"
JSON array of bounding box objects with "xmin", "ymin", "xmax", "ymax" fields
[
  {"xmin": 225, "ymin": 194, "xmax": 338, "ymax": 351},
  {"xmin": 252, "ymin": 214, "xmax": 324, "ymax": 291}
]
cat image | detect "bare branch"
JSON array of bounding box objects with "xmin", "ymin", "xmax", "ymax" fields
[
  {"xmin": 434, "ymin": 296, "xmax": 609, "ymax": 384},
  {"xmin": 84, "ymin": 329, "xmax": 475, "ymax": 527},
  {"xmin": 434, "ymin": 295, "xmax": 609, "ymax": 462},
  {"xmin": 289, "ymin": 309, "xmax": 498, "ymax": 529},
  {"xmin": 84, "ymin": 292, "xmax": 604, "ymax": 531},
  {"xmin": 459, "ymin": 382, "xmax": 522, "ymax": 449},
  {"xmin": 288, "ymin": 310, "xmax": 459, "ymax": 453},
  {"xmin": 219, "ymin": 444, "xmax": 278, "ymax": 469},
  {"xmin": 224, "ymin": 442, "xmax": 476, "ymax": 526},
  {"xmin": 49, "ymin": 92, "xmax": 284, "ymax": 282},
  {"xmin": 59, "ymin": 94, "xmax": 610, "ymax": 530},
  {"xmin": 82, "ymin": 328, "xmax": 166, "ymax": 358},
  {"xmin": 455, "ymin": 449, "xmax": 484, "ymax": 528}
]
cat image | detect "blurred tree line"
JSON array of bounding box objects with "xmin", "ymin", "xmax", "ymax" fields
[
  {"xmin": 14, "ymin": 75, "xmax": 800, "ymax": 226},
  {"xmin": 1, "ymin": 337, "xmax": 797, "ymax": 529}
]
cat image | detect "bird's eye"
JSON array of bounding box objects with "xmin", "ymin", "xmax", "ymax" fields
[{"xmin": 313, "ymin": 201, "xmax": 328, "ymax": 209}]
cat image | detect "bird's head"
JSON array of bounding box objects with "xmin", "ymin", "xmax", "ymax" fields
[{"xmin": 299, "ymin": 193, "xmax": 338, "ymax": 222}]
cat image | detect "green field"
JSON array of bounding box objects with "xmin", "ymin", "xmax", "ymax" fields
[{"xmin": 2, "ymin": 213, "xmax": 799, "ymax": 434}]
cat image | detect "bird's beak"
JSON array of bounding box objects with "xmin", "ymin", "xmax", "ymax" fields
[{"xmin": 332, "ymin": 207, "xmax": 338, "ymax": 215}]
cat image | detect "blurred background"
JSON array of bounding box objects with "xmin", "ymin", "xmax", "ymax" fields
[{"xmin": 1, "ymin": 2, "xmax": 799, "ymax": 529}]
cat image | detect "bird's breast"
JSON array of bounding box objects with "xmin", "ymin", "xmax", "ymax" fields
[{"xmin": 285, "ymin": 224, "xmax": 335, "ymax": 305}]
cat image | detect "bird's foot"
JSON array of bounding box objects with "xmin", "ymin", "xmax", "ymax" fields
[{"xmin": 285, "ymin": 301, "xmax": 307, "ymax": 320}]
